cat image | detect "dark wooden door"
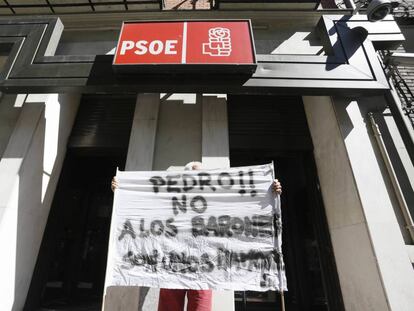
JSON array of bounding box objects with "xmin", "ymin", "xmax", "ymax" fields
[
  {"xmin": 25, "ymin": 94, "xmax": 135, "ymax": 310},
  {"xmin": 228, "ymin": 95, "xmax": 344, "ymax": 311},
  {"xmin": 25, "ymin": 155, "xmax": 126, "ymax": 311}
]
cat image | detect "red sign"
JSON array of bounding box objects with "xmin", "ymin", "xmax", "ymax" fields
[{"xmin": 113, "ymin": 20, "xmax": 256, "ymax": 69}]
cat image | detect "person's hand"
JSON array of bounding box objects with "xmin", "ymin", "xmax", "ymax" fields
[
  {"xmin": 111, "ymin": 176, "xmax": 118, "ymax": 192},
  {"xmin": 273, "ymin": 179, "xmax": 282, "ymax": 195}
]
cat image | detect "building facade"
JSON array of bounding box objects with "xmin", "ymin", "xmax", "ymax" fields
[{"xmin": 0, "ymin": 1, "xmax": 413, "ymax": 311}]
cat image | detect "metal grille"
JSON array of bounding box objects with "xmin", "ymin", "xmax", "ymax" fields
[
  {"xmin": 389, "ymin": 64, "xmax": 414, "ymax": 129},
  {"xmin": 380, "ymin": 47, "xmax": 414, "ymax": 131},
  {"xmin": 68, "ymin": 94, "xmax": 136, "ymax": 151},
  {"xmin": 227, "ymin": 95, "xmax": 313, "ymax": 152},
  {"xmin": 0, "ymin": 0, "xmax": 321, "ymax": 14},
  {"xmin": 0, "ymin": 0, "xmax": 163, "ymax": 15},
  {"xmin": 393, "ymin": 0, "xmax": 414, "ymax": 18}
]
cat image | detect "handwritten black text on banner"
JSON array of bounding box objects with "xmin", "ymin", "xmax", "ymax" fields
[{"xmin": 105, "ymin": 164, "xmax": 286, "ymax": 291}]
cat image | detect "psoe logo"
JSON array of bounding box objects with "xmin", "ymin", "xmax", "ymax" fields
[{"xmin": 202, "ymin": 27, "xmax": 232, "ymax": 57}]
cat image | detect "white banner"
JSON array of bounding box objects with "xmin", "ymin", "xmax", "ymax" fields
[{"xmin": 105, "ymin": 163, "xmax": 286, "ymax": 291}]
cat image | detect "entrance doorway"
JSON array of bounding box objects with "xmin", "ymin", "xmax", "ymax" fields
[
  {"xmin": 26, "ymin": 155, "xmax": 125, "ymax": 311},
  {"xmin": 228, "ymin": 95, "xmax": 344, "ymax": 311},
  {"xmin": 25, "ymin": 94, "xmax": 135, "ymax": 310},
  {"xmin": 25, "ymin": 93, "xmax": 343, "ymax": 311}
]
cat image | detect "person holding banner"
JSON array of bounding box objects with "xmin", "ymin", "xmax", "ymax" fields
[
  {"xmin": 111, "ymin": 161, "xmax": 282, "ymax": 311},
  {"xmin": 157, "ymin": 162, "xmax": 213, "ymax": 311}
]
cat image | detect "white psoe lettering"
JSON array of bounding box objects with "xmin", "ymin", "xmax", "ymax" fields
[
  {"xmin": 119, "ymin": 40, "xmax": 178, "ymax": 55},
  {"xmin": 120, "ymin": 40, "xmax": 134, "ymax": 55}
]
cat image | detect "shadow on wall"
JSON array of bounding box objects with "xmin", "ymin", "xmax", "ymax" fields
[
  {"xmin": 325, "ymin": 17, "xmax": 369, "ymax": 71},
  {"xmin": 0, "ymin": 94, "xmax": 81, "ymax": 310},
  {"xmin": 269, "ymin": 31, "xmax": 324, "ymax": 55},
  {"xmin": 152, "ymin": 93, "xmax": 202, "ymax": 170},
  {"xmin": 0, "ymin": 94, "xmax": 23, "ymax": 159}
]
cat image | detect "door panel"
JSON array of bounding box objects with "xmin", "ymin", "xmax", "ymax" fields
[{"xmin": 228, "ymin": 95, "xmax": 344, "ymax": 311}]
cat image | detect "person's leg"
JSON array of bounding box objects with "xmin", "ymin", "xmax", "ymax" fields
[
  {"xmin": 186, "ymin": 289, "xmax": 213, "ymax": 311},
  {"xmin": 158, "ymin": 289, "xmax": 186, "ymax": 311}
]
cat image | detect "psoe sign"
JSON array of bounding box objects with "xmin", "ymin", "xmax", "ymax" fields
[{"xmin": 113, "ymin": 20, "xmax": 257, "ymax": 73}]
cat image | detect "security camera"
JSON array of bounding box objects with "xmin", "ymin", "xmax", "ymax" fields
[
  {"xmin": 366, "ymin": 0, "xmax": 392, "ymax": 22},
  {"xmin": 352, "ymin": 0, "xmax": 399, "ymax": 22}
]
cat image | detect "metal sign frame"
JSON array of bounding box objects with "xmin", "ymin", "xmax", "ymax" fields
[{"xmin": 112, "ymin": 19, "xmax": 257, "ymax": 74}]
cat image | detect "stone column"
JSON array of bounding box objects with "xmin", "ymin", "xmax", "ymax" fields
[
  {"xmin": 303, "ymin": 96, "xmax": 414, "ymax": 311},
  {"xmin": 202, "ymin": 95, "xmax": 234, "ymax": 311},
  {"xmin": 0, "ymin": 93, "xmax": 81, "ymax": 310},
  {"xmin": 104, "ymin": 93, "xmax": 160, "ymax": 311}
]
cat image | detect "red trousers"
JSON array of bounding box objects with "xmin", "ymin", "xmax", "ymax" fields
[{"xmin": 158, "ymin": 289, "xmax": 212, "ymax": 311}]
